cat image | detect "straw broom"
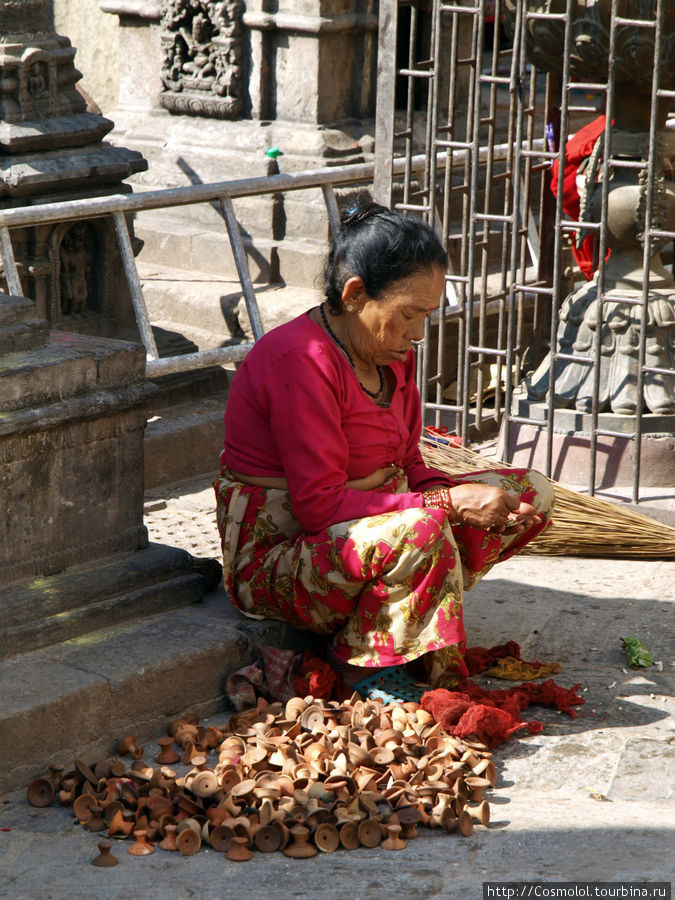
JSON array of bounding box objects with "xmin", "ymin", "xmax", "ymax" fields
[{"xmin": 420, "ymin": 433, "xmax": 675, "ymax": 558}]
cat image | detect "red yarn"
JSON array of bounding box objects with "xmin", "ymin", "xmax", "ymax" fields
[
  {"xmin": 421, "ymin": 677, "xmax": 584, "ymax": 749},
  {"xmin": 550, "ymin": 115, "xmax": 609, "ymax": 279},
  {"xmin": 464, "ymin": 641, "xmax": 523, "ymax": 675},
  {"xmin": 293, "ymin": 651, "xmax": 341, "ymax": 701}
]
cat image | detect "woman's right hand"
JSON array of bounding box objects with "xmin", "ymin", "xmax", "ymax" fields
[{"xmin": 449, "ymin": 483, "xmax": 539, "ymax": 533}]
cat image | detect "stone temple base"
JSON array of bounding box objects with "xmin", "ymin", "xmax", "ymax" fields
[
  {"xmin": 497, "ymin": 397, "xmax": 675, "ymax": 488},
  {"xmin": 1, "ymin": 543, "xmax": 206, "ymax": 659}
]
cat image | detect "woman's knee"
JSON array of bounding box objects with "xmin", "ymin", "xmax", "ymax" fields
[{"xmin": 526, "ymin": 469, "xmax": 555, "ymax": 516}]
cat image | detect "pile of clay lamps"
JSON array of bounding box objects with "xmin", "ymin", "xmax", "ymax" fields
[{"xmin": 27, "ymin": 693, "xmax": 495, "ymax": 860}]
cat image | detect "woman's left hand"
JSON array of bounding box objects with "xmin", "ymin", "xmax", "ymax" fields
[{"xmin": 346, "ymin": 465, "xmax": 400, "ymax": 491}]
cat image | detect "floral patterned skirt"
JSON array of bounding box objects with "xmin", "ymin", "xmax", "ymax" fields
[{"xmin": 213, "ymin": 467, "xmax": 554, "ymax": 681}]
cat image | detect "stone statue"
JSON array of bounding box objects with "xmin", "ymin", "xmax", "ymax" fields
[
  {"xmin": 159, "ymin": 0, "xmax": 244, "ymax": 118},
  {"xmin": 506, "ymin": 0, "xmax": 675, "ymax": 416},
  {"xmin": 59, "ymin": 223, "xmax": 91, "ymax": 318}
]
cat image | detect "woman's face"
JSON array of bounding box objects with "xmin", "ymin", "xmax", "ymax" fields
[{"xmin": 346, "ymin": 264, "xmax": 446, "ymax": 367}]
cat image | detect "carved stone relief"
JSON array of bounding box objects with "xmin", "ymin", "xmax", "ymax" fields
[
  {"xmin": 159, "ymin": 0, "xmax": 244, "ymax": 118},
  {"xmin": 59, "ymin": 223, "xmax": 93, "ymax": 318}
]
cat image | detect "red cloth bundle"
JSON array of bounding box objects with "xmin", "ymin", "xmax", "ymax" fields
[{"xmin": 421, "ymin": 678, "xmax": 584, "ymax": 748}]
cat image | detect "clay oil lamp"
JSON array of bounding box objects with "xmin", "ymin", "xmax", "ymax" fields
[
  {"xmin": 107, "ymin": 808, "xmax": 135, "ymax": 838},
  {"xmin": 127, "ymin": 829, "xmax": 155, "ymax": 856},
  {"xmin": 176, "ymin": 822, "xmax": 201, "ymax": 856},
  {"xmin": 158, "ymin": 823, "xmax": 179, "ymax": 852},
  {"xmin": 217, "ymin": 765, "xmax": 241, "ymax": 793},
  {"xmin": 102, "ymin": 800, "xmax": 124, "ymax": 827},
  {"xmin": 208, "ymin": 824, "xmax": 234, "ymax": 853},
  {"xmin": 91, "ymin": 840, "xmax": 118, "ymax": 868},
  {"xmin": 397, "ymin": 806, "xmax": 422, "ymax": 839},
  {"xmin": 225, "ymin": 835, "xmax": 253, "ymax": 862},
  {"xmin": 200, "ymin": 726, "xmax": 222, "ymax": 752},
  {"xmin": 337, "ymin": 821, "xmax": 359, "ymax": 850},
  {"xmin": 240, "ymin": 746, "xmax": 267, "ymax": 774},
  {"xmin": 229, "ymin": 778, "xmax": 256, "ymax": 804},
  {"xmin": 457, "ymin": 809, "xmax": 474, "ymax": 837},
  {"xmin": 27, "ymin": 777, "xmax": 55, "ymax": 808},
  {"xmin": 472, "ymin": 757, "xmax": 497, "ymax": 786},
  {"xmin": 155, "ymin": 736, "xmax": 180, "ymax": 766},
  {"xmin": 313, "ymin": 821, "xmax": 339, "ymax": 853},
  {"xmin": 283, "ymin": 824, "xmax": 317, "ymax": 858},
  {"xmin": 189, "ymin": 770, "xmax": 219, "ymax": 799},
  {"xmin": 117, "ymin": 735, "xmax": 144, "ymax": 760},
  {"xmin": 58, "ymin": 786, "xmax": 76, "ymax": 806},
  {"xmin": 381, "ymin": 822, "xmax": 407, "ymax": 850},
  {"xmin": 47, "ymin": 764, "xmax": 65, "ymax": 788},
  {"xmin": 129, "ymin": 760, "xmax": 154, "ymax": 782},
  {"xmin": 82, "ymin": 804, "xmax": 106, "ymax": 833},
  {"xmin": 468, "ymin": 800, "xmax": 490, "ymax": 827},
  {"xmin": 253, "ymin": 824, "xmax": 282, "ymax": 853},
  {"xmin": 73, "ymin": 759, "xmax": 98, "ymax": 787},
  {"xmin": 300, "ymin": 705, "xmax": 326, "ymax": 732},
  {"xmin": 357, "ymin": 817, "xmax": 382, "ymax": 848},
  {"xmin": 72, "ymin": 793, "xmax": 98, "ymax": 823},
  {"xmin": 464, "ymin": 775, "xmax": 492, "ymax": 803}
]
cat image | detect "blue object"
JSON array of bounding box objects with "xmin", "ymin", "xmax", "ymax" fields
[{"xmin": 353, "ymin": 666, "xmax": 425, "ymax": 704}]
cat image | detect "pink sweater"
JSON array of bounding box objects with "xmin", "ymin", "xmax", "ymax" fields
[{"xmin": 222, "ymin": 312, "xmax": 454, "ymax": 533}]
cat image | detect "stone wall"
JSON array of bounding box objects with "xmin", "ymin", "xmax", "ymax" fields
[{"xmin": 52, "ymin": 0, "xmax": 119, "ymax": 113}]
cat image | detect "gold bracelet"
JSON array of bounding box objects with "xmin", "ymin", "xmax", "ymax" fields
[{"xmin": 423, "ymin": 487, "xmax": 459, "ymax": 524}]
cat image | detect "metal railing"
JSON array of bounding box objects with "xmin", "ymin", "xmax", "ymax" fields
[
  {"xmin": 0, "ymin": 144, "xmax": 524, "ymax": 380},
  {"xmin": 373, "ymin": 0, "xmax": 675, "ymax": 502}
]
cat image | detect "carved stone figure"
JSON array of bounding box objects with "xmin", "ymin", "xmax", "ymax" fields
[
  {"xmin": 59, "ymin": 223, "xmax": 92, "ymax": 318},
  {"xmin": 27, "ymin": 62, "xmax": 48, "ymax": 98},
  {"xmin": 159, "ymin": 0, "xmax": 244, "ymax": 118},
  {"xmin": 506, "ymin": 0, "xmax": 675, "ymax": 415}
]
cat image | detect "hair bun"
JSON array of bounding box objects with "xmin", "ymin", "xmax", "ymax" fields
[{"xmin": 340, "ymin": 201, "xmax": 387, "ymax": 229}]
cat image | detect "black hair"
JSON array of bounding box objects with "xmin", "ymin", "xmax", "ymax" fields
[{"xmin": 323, "ymin": 201, "xmax": 447, "ymax": 314}]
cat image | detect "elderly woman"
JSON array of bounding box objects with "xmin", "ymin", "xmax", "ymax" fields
[{"xmin": 214, "ymin": 203, "xmax": 553, "ymax": 686}]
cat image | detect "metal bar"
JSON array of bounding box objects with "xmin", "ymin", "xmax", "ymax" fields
[
  {"xmin": 595, "ymin": 428, "xmax": 637, "ymax": 439},
  {"xmin": 321, "ymin": 183, "xmax": 341, "ymax": 238},
  {"xmin": 0, "ymin": 225, "xmax": 23, "ymax": 296},
  {"xmin": 0, "ymin": 145, "xmax": 539, "ymax": 232},
  {"xmin": 634, "ymin": 0, "xmax": 664, "ymax": 503},
  {"xmin": 373, "ymin": 0, "xmax": 398, "ymax": 206},
  {"xmin": 643, "ymin": 365, "xmax": 675, "ymax": 376},
  {"xmin": 467, "ymin": 346, "xmax": 508, "ymax": 357},
  {"xmin": 147, "ymin": 343, "xmax": 254, "ymax": 376},
  {"xmin": 553, "ymin": 352, "xmax": 594, "ymax": 365},
  {"xmin": 219, "ymin": 197, "xmax": 265, "ymax": 341},
  {"xmin": 587, "ymin": 0, "xmax": 617, "ymax": 496},
  {"xmin": 544, "ymin": 0, "xmax": 574, "ymax": 479},
  {"xmin": 112, "ymin": 211, "xmax": 159, "ymax": 360},
  {"xmin": 398, "ymin": 68, "xmax": 433, "ymax": 78}
]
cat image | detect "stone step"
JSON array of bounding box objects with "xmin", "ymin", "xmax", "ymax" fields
[
  {"xmin": 0, "ymin": 586, "xmax": 314, "ymax": 794},
  {"xmin": 137, "ymin": 261, "xmax": 320, "ymax": 351},
  {"xmin": 134, "ymin": 208, "xmax": 329, "ymax": 287},
  {"xmin": 1, "ymin": 544, "xmax": 207, "ymax": 659},
  {"xmin": 144, "ymin": 392, "xmax": 226, "ymax": 489}
]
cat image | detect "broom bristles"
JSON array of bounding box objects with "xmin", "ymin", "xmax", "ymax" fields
[{"xmin": 420, "ymin": 434, "xmax": 675, "ymax": 558}]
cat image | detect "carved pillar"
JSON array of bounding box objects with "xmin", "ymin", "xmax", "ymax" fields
[
  {"xmin": 0, "ymin": 0, "xmax": 147, "ymax": 336},
  {"xmin": 101, "ymin": 0, "xmax": 378, "ymax": 285}
]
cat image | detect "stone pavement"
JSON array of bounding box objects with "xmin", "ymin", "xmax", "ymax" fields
[{"xmin": 0, "ymin": 475, "xmax": 673, "ymax": 899}]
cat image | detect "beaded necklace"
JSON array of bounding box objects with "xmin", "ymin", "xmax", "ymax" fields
[{"xmin": 320, "ymin": 305, "xmax": 386, "ymax": 401}]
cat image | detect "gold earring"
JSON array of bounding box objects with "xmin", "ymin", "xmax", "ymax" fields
[{"xmin": 346, "ymin": 305, "xmax": 355, "ymax": 312}]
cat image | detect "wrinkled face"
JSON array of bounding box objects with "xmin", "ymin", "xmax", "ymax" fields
[{"xmin": 347, "ymin": 264, "xmax": 446, "ymax": 367}]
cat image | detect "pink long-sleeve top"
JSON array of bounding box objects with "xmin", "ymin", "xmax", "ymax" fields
[{"xmin": 222, "ymin": 311, "xmax": 455, "ymax": 534}]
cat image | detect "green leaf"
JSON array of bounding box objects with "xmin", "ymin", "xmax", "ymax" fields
[{"xmin": 621, "ymin": 636, "xmax": 653, "ymax": 668}]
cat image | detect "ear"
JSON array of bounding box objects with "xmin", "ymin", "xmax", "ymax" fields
[{"xmin": 341, "ymin": 276, "xmax": 366, "ymax": 311}]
